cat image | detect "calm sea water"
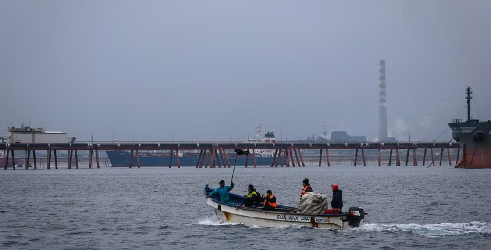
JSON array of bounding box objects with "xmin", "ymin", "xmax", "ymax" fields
[{"xmin": 0, "ymin": 165, "xmax": 490, "ymax": 250}]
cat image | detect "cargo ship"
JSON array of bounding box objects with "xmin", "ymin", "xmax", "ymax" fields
[
  {"xmin": 448, "ymin": 87, "xmax": 491, "ymax": 168},
  {"xmin": 106, "ymin": 124, "xmax": 277, "ymax": 167}
]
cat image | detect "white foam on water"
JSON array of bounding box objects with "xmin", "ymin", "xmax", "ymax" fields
[
  {"xmin": 196, "ymin": 217, "xmax": 239, "ymax": 226},
  {"xmin": 356, "ymin": 221, "xmax": 490, "ymax": 237}
]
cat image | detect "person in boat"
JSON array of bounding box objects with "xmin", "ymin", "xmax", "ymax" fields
[
  {"xmin": 207, "ymin": 180, "xmax": 234, "ymax": 202},
  {"xmin": 330, "ymin": 184, "xmax": 343, "ymax": 210},
  {"xmin": 301, "ymin": 178, "xmax": 313, "ymax": 198},
  {"xmin": 262, "ymin": 190, "xmax": 277, "ymax": 211},
  {"xmin": 243, "ymin": 184, "xmax": 259, "ymax": 208}
]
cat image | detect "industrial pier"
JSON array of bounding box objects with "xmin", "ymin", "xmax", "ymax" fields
[{"xmin": 2, "ymin": 141, "xmax": 460, "ymax": 169}]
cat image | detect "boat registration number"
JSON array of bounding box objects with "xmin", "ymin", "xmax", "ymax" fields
[{"xmin": 276, "ymin": 215, "xmax": 311, "ymax": 222}]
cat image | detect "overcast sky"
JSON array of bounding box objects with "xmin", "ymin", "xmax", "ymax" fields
[{"xmin": 0, "ymin": 0, "xmax": 490, "ymax": 142}]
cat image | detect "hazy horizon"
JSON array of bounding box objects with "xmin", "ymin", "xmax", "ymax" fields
[{"xmin": 0, "ymin": 0, "xmax": 490, "ymax": 142}]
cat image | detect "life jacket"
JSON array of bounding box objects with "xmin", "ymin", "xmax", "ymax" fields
[
  {"xmin": 301, "ymin": 185, "xmax": 312, "ymax": 195},
  {"xmin": 265, "ymin": 195, "xmax": 277, "ymax": 208},
  {"xmin": 247, "ymin": 191, "xmax": 257, "ymax": 198}
]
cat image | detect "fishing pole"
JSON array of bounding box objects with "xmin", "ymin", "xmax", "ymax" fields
[{"xmin": 231, "ymin": 155, "xmax": 238, "ymax": 184}]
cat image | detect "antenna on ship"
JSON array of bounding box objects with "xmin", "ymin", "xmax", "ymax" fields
[
  {"xmin": 255, "ymin": 123, "xmax": 261, "ymax": 141},
  {"xmin": 466, "ymin": 87, "xmax": 473, "ymax": 121}
]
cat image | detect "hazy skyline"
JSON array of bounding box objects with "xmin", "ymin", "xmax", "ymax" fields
[{"xmin": 0, "ymin": 0, "xmax": 490, "ymax": 142}]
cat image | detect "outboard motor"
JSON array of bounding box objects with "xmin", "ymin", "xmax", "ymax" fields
[{"xmin": 348, "ymin": 207, "xmax": 366, "ymax": 227}]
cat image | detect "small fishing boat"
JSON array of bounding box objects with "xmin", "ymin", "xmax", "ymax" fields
[{"xmin": 204, "ymin": 186, "xmax": 366, "ymax": 229}]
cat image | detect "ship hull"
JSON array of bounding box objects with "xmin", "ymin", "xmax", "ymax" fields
[
  {"xmin": 449, "ymin": 120, "xmax": 491, "ymax": 169},
  {"xmin": 106, "ymin": 150, "xmax": 275, "ymax": 167}
]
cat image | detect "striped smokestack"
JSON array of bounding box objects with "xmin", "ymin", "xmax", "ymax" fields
[{"xmin": 378, "ymin": 59, "xmax": 388, "ymax": 141}]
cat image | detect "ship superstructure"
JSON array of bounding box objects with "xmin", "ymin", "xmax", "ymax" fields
[{"xmin": 448, "ymin": 87, "xmax": 491, "ymax": 168}]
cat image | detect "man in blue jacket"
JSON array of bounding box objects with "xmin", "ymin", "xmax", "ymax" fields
[{"xmin": 207, "ymin": 180, "xmax": 234, "ymax": 202}]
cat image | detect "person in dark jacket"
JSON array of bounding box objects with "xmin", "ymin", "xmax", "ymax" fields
[
  {"xmin": 262, "ymin": 190, "xmax": 277, "ymax": 211},
  {"xmin": 243, "ymin": 184, "xmax": 258, "ymax": 207},
  {"xmin": 330, "ymin": 184, "xmax": 343, "ymax": 209},
  {"xmin": 301, "ymin": 178, "xmax": 313, "ymax": 198}
]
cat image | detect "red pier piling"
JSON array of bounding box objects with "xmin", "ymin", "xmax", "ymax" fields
[
  {"xmin": 54, "ymin": 150, "xmax": 58, "ymax": 169},
  {"xmin": 318, "ymin": 149, "xmax": 322, "ymax": 167},
  {"xmin": 46, "ymin": 149, "xmax": 51, "ymax": 170},
  {"xmin": 136, "ymin": 149, "xmax": 141, "ymax": 168},
  {"xmin": 75, "ymin": 150, "xmax": 79, "ymax": 169},
  {"xmin": 68, "ymin": 150, "xmax": 72, "ymax": 169},
  {"xmin": 423, "ymin": 148, "xmax": 427, "ymax": 166},
  {"xmin": 298, "ymin": 148, "xmax": 305, "ymax": 167},
  {"xmin": 354, "ymin": 149, "xmax": 358, "ymax": 166},
  {"xmin": 361, "ymin": 148, "xmax": 366, "ymax": 166},
  {"xmin": 33, "ymin": 150, "xmax": 37, "ymax": 169},
  {"xmin": 271, "ymin": 149, "xmax": 278, "ymax": 167}
]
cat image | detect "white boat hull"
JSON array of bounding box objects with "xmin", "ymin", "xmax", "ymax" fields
[{"xmin": 206, "ymin": 198, "xmax": 350, "ymax": 229}]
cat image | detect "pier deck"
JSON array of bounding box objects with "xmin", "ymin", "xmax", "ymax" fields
[{"xmin": 1, "ymin": 141, "xmax": 460, "ymax": 169}]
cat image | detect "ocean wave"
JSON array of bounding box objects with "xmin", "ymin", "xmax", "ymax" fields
[
  {"xmin": 356, "ymin": 221, "xmax": 490, "ymax": 237},
  {"xmin": 196, "ymin": 217, "xmax": 239, "ymax": 226}
]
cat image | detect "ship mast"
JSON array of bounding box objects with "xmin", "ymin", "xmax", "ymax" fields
[{"xmin": 466, "ymin": 87, "xmax": 473, "ymax": 121}]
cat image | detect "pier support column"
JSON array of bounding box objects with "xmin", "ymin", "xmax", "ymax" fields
[
  {"xmin": 388, "ymin": 149, "xmax": 393, "ymax": 166},
  {"xmin": 286, "ymin": 148, "xmax": 291, "ymax": 167},
  {"xmin": 244, "ymin": 149, "xmax": 248, "ymax": 168},
  {"xmin": 353, "ymin": 148, "xmax": 358, "ymax": 166},
  {"xmin": 75, "ymin": 150, "xmax": 79, "ymax": 169},
  {"xmin": 96, "ymin": 150, "xmax": 100, "ymax": 169},
  {"xmin": 204, "ymin": 149, "xmax": 211, "ymax": 168},
  {"xmin": 430, "ymin": 148, "xmax": 434, "ymax": 166},
  {"xmin": 169, "ymin": 150, "xmax": 173, "ymax": 168},
  {"xmin": 405, "ymin": 149, "xmax": 410, "ymax": 166},
  {"xmin": 318, "ymin": 149, "xmax": 322, "ymax": 167},
  {"xmin": 361, "ymin": 148, "xmax": 366, "ymax": 166},
  {"xmin": 395, "ymin": 149, "xmax": 400, "ymax": 166},
  {"xmin": 176, "ymin": 149, "xmax": 181, "ymax": 168},
  {"xmin": 439, "ymin": 148, "xmax": 444, "ymax": 166},
  {"xmin": 294, "ymin": 148, "xmax": 301, "ymax": 167},
  {"xmin": 136, "ymin": 149, "xmax": 141, "ymax": 168},
  {"xmin": 280, "ymin": 149, "xmax": 286, "ymax": 167},
  {"xmin": 423, "ymin": 148, "xmax": 427, "ymax": 166},
  {"xmin": 88, "ymin": 150, "xmax": 93, "ymax": 169},
  {"xmin": 275, "ymin": 149, "xmax": 282, "ymax": 167},
  {"xmin": 214, "ymin": 148, "xmax": 221, "ymax": 168},
  {"xmin": 298, "ymin": 148, "xmax": 305, "ymax": 167},
  {"xmin": 54, "ymin": 150, "xmax": 58, "ymax": 169},
  {"xmin": 129, "ymin": 150, "xmax": 133, "ymax": 168},
  {"xmin": 413, "ymin": 148, "xmax": 418, "ymax": 166},
  {"xmin": 447, "ymin": 148, "xmax": 452, "ymax": 166},
  {"xmin": 46, "ymin": 150, "xmax": 51, "ymax": 170},
  {"xmin": 325, "ymin": 148, "xmax": 331, "ymax": 167},
  {"xmin": 196, "ymin": 150, "xmax": 203, "ymax": 168},
  {"xmin": 252, "ymin": 149, "xmax": 257, "ymax": 168},
  {"xmin": 11, "ymin": 150, "xmax": 16, "ymax": 170},
  {"xmin": 288, "ymin": 148, "xmax": 296, "ymax": 167},
  {"xmin": 223, "ymin": 149, "xmax": 231, "ymax": 168},
  {"xmin": 271, "ymin": 149, "xmax": 278, "ymax": 167},
  {"xmin": 378, "ymin": 149, "xmax": 381, "ymax": 166},
  {"xmin": 68, "ymin": 150, "xmax": 72, "ymax": 169},
  {"xmin": 33, "ymin": 150, "xmax": 37, "ymax": 169},
  {"xmin": 3, "ymin": 149, "xmax": 8, "ymax": 170},
  {"xmin": 25, "ymin": 150, "xmax": 30, "ymax": 170},
  {"xmin": 217, "ymin": 149, "xmax": 225, "ymax": 168},
  {"xmin": 456, "ymin": 148, "xmax": 460, "ymax": 165}
]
